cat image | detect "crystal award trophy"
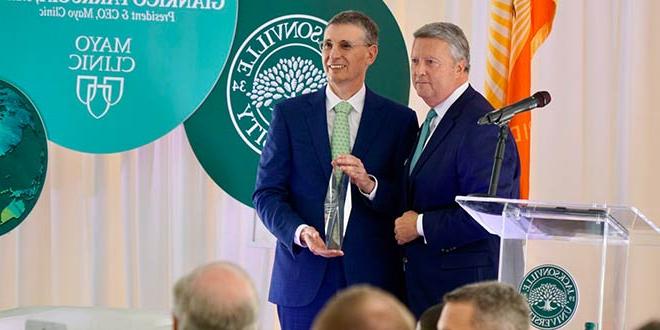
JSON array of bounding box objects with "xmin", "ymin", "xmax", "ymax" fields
[{"xmin": 324, "ymin": 170, "xmax": 349, "ymax": 250}]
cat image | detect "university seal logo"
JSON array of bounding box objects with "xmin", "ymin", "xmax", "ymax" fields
[
  {"xmin": 184, "ymin": 0, "xmax": 411, "ymax": 207},
  {"xmin": 519, "ymin": 264, "xmax": 579, "ymax": 329},
  {"xmin": 227, "ymin": 14, "xmax": 328, "ymax": 154}
]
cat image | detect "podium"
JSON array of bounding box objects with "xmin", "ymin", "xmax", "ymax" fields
[{"xmin": 456, "ymin": 196, "xmax": 660, "ymax": 330}]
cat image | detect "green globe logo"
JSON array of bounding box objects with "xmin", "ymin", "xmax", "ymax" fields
[
  {"xmin": 0, "ymin": 80, "xmax": 48, "ymax": 236},
  {"xmin": 226, "ymin": 14, "xmax": 327, "ymax": 154},
  {"xmin": 519, "ymin": 264, "xmax": 579, "ymax": 329}
]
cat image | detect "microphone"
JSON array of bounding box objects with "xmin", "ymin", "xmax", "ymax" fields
[{"xmin": 478, "ymin": 91, "xmax": 551, "ymax": 125}]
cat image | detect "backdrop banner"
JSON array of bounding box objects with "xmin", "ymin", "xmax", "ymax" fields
[{"xmin": 0, "ymin": 0, "xmax": 237, "ymax": 153}]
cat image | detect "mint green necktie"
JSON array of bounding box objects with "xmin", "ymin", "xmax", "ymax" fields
[
  {"xmin": 409, "ymin": 109, "xmax": 438, "ymax": 174},
  {"xmin": 331, "ymin": 101, "xmax": 352, "ymax": 182},
  {"xmin": 331, "ymin": 101, "xmax": 352, "ymax": 160}
]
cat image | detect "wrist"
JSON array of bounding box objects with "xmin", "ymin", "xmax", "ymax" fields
[{"xmin": 360, "ymin": 176, "xmax": 375, "ymax": 193}]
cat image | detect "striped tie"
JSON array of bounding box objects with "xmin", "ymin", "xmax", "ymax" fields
[{"xmin": 409, "ymin": 109, "xmax": 438, "ymax": 174}]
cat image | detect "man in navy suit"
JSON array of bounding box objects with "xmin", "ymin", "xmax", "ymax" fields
[
  {"xmin": 394, "ymin": 22, "xmax": 521, "ymax": 317},
  {"xmin": 253, "ymin": 11, "xmax": 418, "ymax": 330}
]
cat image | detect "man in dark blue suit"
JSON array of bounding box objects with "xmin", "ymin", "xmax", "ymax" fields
[
  {"xmin": 253, "ymin": 11, "xmax": 418, "ymax": 330},
  {"xmin": 394, "ymin": 22, "xmax": 521, "ymax": 317}
]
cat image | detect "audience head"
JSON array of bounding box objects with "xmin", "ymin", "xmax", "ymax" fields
[
  {"xmin": 173, "ymin": 262, "xmax": 259, "ymax": 330},
  {"xmin": 312, "ymin": 285, "xmax": 415, "ymax": 330},
  {"xmin": 638, "ymin": 320, "xmax": 660, "ymax": 330},
  {"xmin": 417, "ymin": 303, "xmax": 443, "ymax": 330},
  {"xmin": 438, "ymin": 281, "xmax": 529, "ymax": 330}
]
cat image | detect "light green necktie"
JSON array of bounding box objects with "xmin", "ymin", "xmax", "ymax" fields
[
  {"xmin": 409, "ymin": 109, "xmax": 438, "ymax": 174},
  {"xmin": 331, "ymin": 101, "xmax": 352, "ymax": 161}
]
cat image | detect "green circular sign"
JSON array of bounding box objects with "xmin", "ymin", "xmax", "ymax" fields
[
  {"xmin": 0, "ymin": 80, "xmax": 48, "ymax": 236},
  {"xmin": 185, "ymin": 0, "xmax": 410, "ymax": 207},
  {"xmin": 0, "ymin": 0, "xmax": 237, "ymax": 153},
  {"xmin": 519, "ymin": 264, "xmax": 579, "ymax": 329}
]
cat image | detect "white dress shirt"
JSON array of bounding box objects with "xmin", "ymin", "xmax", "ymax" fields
[
  {"xmin": 416, "ymin": 82, "xmax": 470, "ymax": 241},
  {"xmin": 294, "ymin": 84, "xmax": 378, "ymax": 247}
]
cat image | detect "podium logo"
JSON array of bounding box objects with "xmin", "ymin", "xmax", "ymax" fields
[
  {"xmin": 226, "ymin": 14, "xmax": 327, "ymax": 154},
  {"xmin": 76, "ymin": 75, "xmax": 125, "ymax": 119},
  {"xmin": 519, "ymin": 264, "xmax": 579, "ymax": 329}
]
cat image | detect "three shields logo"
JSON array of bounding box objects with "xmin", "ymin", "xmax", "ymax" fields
[{"xmin": 76, "ymin": 75, "xmax": 124, "ymax": 120}]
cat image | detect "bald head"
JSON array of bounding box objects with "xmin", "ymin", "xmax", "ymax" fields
[
  {"xmin": 173, "ymin": 262, "xmax": 258, "ymax": 330},
  {"xmin": 312, "ymin": 285, "xmax": 415, "ymax": 330}
]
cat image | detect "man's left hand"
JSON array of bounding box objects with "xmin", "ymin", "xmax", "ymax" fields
[
  {"xmin": 332, "ymin": 154, "xmax": 375, "ymax": 193},
  {"xmin": 394, "ymin": 210, "xmax": 420, "ymax": 245}
]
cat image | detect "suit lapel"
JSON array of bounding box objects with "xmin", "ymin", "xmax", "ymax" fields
[
  {"xmin": 410, "ymin": 86, "xmax": 476, "ymax": 177},
  {"xmin": 304, "ymin": 89, "xmax": 332, "ymax": 179},
  {"xmin": 352, "ymin": 88, "xmax": 384, "ymax": 160}
]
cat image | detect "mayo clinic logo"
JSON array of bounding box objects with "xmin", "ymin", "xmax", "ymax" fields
[
  {"xmin": 69, "ymin": 35, "xmax": 135, "ymax": 120},
  {"xmin": 76, "ymin": 75, "xmax": 124, "ymax": 119},
  {"xmin": 226, "ymin": 14, "xmax": 327, "ymax": 154}
]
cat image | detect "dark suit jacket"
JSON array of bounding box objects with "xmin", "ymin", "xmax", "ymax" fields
[
  {"xmin": 403, "ymin": 85, "xmax": 520, "ymax": 316},
  {"xmin": 253, "ymin": 87, "xmax": 418, "ymax": 307}
]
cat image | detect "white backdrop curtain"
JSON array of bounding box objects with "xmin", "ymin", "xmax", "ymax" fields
[{"xmin": 1, "ymin": 0, "xmax": 659, "ymax": 328}]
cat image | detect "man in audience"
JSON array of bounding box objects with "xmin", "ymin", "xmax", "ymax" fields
[
  {"xmin": 417, "ymin": 303, "xmax": 442, "ymax": 330},
  {"xmin": 172, "ymin": 262, "xmax": 259, "ymax": 330},
  {"xmin": 638, "ymin": 320, "xmax": 660, "ymax": 330},
  {"xmin": 312, "ymin": 285, "xmax": 415, "ymax": 330},
  {"xmin": 437, "ymin": 281, "xmax": 529, "ymax": 330}
]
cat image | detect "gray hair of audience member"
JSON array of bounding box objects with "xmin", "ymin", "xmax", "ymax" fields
[
  {"xmin": 443, "ymin": 281, "xmax": 529, "ymax": 330},
  {"xmin": 638, "ymin": 320, "xmax": 660, "ymax": 330},
  {"xmin": 417, "ymin": 303, "xmax": 442, "ymax": 330},
  {"xmin": 328, "ymin": 10, "xmax": 379, "ymax": 46},
  {"xmin": 413, "ymin": 22, "xmax": 470, "ymax": 72},
  {"xmin": 172, "ymin": 262, "xmax": 259, "ymax": 330},
  {"xmin": 312, "ymin": 285, "xmax": 415, "ymax": 330}
]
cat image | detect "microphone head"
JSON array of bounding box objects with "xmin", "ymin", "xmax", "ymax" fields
[{"xmin": 532, "ymin": 91, "xmax": 551, "ymax": 107}]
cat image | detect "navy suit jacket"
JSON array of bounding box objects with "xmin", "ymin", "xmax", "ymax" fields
[
  {"xmin": 403, "ymin": 85, "xmax": 520, "ymax": 316},
  {"xmin": 253, "ymin": 87, "xmax": 418, "ymax": 307}
]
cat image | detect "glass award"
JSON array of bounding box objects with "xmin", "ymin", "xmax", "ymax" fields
[{"xmin": 324, "ymin": 170, "xmax": 349, "ymax": 250}]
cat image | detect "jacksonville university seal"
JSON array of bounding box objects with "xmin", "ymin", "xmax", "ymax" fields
[
  {"xmin": 520, "ymin": 264, "xmax": 579, "ymax": 329},
  {"xmin": 226, "ymin": 14, "xmax": 328, "ymax": 154}
]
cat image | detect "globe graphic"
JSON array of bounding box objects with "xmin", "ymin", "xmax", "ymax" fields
[{"xmin": 0, "ymin": 80, "xmax": 48, "ymax": 236}]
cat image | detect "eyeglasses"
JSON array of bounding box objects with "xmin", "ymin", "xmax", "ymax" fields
[{"xmin": 320, "ymin": 40, "xmax": 373, "ymax": 52}]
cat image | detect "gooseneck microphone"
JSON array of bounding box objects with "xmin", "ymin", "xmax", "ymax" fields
[{"xmin": 478, "ymin": 91, "xmax": 551, "ymax": 125}]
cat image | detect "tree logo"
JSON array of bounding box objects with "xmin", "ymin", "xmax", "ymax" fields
[
  {"xmin": 226, "ymin": 14, "xmax": 327, "ymax": 154},
  {"xmin": 184, "ymin": 0, "xmax": 411, "ymax": 207},
  {"xmin": 519, "ymin": 264, "xmax": 579, "ymax": 329}
]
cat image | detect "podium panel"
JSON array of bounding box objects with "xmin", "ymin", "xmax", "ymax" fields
[{"xmin": 456, "ymin": 196, "xmax": 660, "ymax": 330}]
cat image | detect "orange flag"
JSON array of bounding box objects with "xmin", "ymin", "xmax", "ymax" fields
[{"xmin": 484, "ymin": 0, "xmax": 556, "ymax": 198}]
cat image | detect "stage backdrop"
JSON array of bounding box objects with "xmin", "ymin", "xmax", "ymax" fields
[{"xmin": 0, "ymin": 0, "xmax": 659, "ymax": 329}]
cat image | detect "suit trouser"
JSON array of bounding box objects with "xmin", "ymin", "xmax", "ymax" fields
[{"xmin": 277, "ymin": 258, "xmax": 347, "ymax": 330}]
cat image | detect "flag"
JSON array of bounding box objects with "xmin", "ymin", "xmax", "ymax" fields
[{"xmin": 484, "ymin": 0, "xmax": 556, "ymax": 198}]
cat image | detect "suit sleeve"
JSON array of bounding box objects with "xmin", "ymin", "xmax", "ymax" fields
[
  {"xmin": 421, "ymin": 123, "xmax": 520, "ymax": 251},
  {"xmin": 252, "ymin": 104, "xmax": 305, "ymax": 257},
  {"xmin": 365, "ymin": 110, "xmax": 418, "ymax": 217}
]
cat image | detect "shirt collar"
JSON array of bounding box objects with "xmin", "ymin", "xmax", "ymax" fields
[
  {"xmin": 431, "ymin": 81, "xmax": 469, "ymax": 119},
  {"xmin": 326, "ymin": 84, "xmax": 366, "ymax": 114}
]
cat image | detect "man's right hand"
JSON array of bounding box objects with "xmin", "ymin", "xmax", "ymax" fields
[{"xmin": 300, "ymin": 227, "xmax": 344, "ymax": 258}]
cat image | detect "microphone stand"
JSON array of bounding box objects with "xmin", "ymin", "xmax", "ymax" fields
[{"xmin": 487, "ymin": 122, "xmax": 511, "ymax": 196}]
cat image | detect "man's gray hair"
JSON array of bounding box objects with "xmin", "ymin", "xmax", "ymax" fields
[
  {"xmin": 173, "ymin": 262, "xmax": 258, "ymax": 330},
  {"xmin": 413, "ymin": 22, "xmax": 470, "ymax": 72},
  {"xmin": 328, "ymin": 10, "xmax": 379, "ymax": 46},
  {"xmin": 443, "ymin": 281, "xmax": 529, "ymax": 330}
]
